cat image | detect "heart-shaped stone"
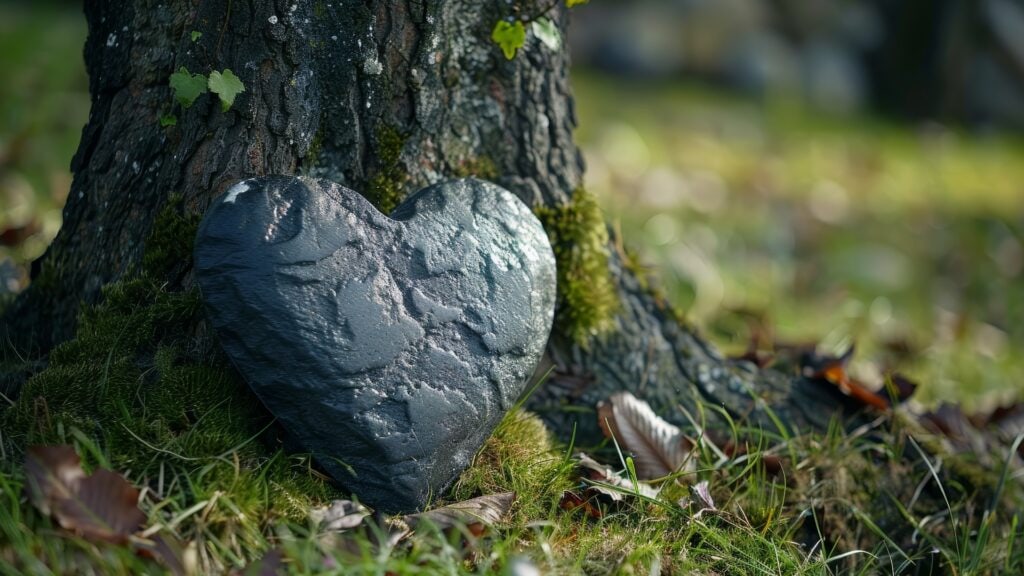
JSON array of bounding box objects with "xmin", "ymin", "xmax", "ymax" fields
[{"xmin": 194, "ymin": 176, "xmax": 556, "ymax": 513}]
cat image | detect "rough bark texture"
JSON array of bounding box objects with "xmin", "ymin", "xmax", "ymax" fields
[{"xmin": 2, "ymin": 0, "xmax": 862, "ymax": 442}]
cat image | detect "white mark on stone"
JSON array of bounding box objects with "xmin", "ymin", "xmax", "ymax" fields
[
  {"xmin": 223, "ymin": 181, "xmax": 251, "ymax": 204},
  {"xmin": 132, "ymin": 161, "xmax": 140, "ymax": 173},
  {"xmin": 106, "ymin": 33, "xmax": 117, "ymax": 47},
  {"xmin": 268, "ymin": 15, "xmax": 279, "ymax": 24}
]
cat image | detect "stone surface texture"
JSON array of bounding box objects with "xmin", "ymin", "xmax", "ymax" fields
[{"xmin": 194, "ymin": 176, "xmax": 556, "ymax": 513}]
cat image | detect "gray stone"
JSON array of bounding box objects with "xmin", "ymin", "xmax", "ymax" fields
[{"xmin": 194, "ymin": 177, "xmax": 556, "ymax": 513}]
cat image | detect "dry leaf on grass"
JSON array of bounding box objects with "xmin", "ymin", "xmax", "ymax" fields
[
  {"xmin": 691, "ymin": 480, "xmax": 715, "ymax": 510},
  {"xmin": 133, "ymin": 533, "xmax": 188, "ymax": 576},
  {"xmin": 573, "ymin": 453, "xmax": 660, "ymax": 500},
  {"xmin": 25, "ymin": 445, "xmax": 146, "ymax": 544},
  {"xmin": 404, "ymin": 492, "xmax": 515, "ymax": 537},
  {"xmin": 310, "ymin": 499, "xmax": 371, "ymax": 531},
  {"xmin": 559, "ymin": 490, "xmax": 603, "ymax": 519},
  {"xmin": 596, "ymin": 392, "xmax": 694, "ymax": 480}
]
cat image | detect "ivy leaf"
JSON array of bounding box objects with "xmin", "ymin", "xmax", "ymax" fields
[
  {"xmin": 168, "ymin": 67, "xmax": 207, "ymax": 108},
  {"xmin": 190, "ymin": 31, "xmax": 202, "ymax": 42},
  {"xmin": 491, "ymin": 20, "xmax": 526, "ymax": 60},
  {"xmin": 566, "ymin": 0, "xmax": 589, "ymax": 7},
  {"xmin": 159, "ymin": 114, "xmax": 177, "ymax": 127},
  {"xmin": 533, "ymin": 18, "xmax": 561, "ymax": 50},
  {"xmin": 208, "ymin": 69, "xmax": 245, "ymax": 112}
]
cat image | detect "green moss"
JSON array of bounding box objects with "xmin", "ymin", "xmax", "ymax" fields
[
  {"xmin": 535, "ymin": 188, "xmax": 619, "ymax": 347},
  {"xmin": 366, "ymin": 124, "xmax": 407, "ymax": 214},
  {"xmin": 305, "ymin": 125, "xmax": 325, "ymax": 166},
  {"xmin": 142, "ymin": 194, "xmax": 201, "ymax": 279},
  {"xmin": 1, "ymin": 275, "xmax": 338, "ymax": 538},
  {"xmin": 451, "ymin": 410, "xmax": 574, "ymax": 523}
]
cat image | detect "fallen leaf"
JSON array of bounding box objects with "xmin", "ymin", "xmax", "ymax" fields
[
  {"xmin": 559, "ymin": 490, "xmax": 603, "ymax": 519},
  {"xmin": 25, "ymin": 445, "xmax": 146, "ymax": 544},
  {"xmin": 310, "ymin": 499, "xmax": 370, "ymax": 531},
  {"xmin": 133, "ymin": 533, "xmax": 188, "ymax": 576},
  {"xmin": 596, "ymin": 392, "xmax": 694, "ymax": 479},
  {"xmin": 24, "ymin": 445, "xmax": 85, "ymax": 516},
  {"xmin": 805, "ymin": 346, "xmax": 890, "ymax": 411},
  {"xmin": 404, "ymin": 492, "xmax": 515, "ymax": 536},
  {"xmin": 572, "ymin": 453, "xmax": 660, "ymax": 500},
  {"xmin": 682, "ymin": 480, "xmax": 718, "ymax": 519},
  {"xmin": 691, "ymin": 480, "xmax": 715, "ymax": 510}
]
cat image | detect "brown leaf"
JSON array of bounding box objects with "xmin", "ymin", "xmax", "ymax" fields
[
  {"xmin": 25, "ymin": 445, "xmax": 146, "ymax": 544},
  {"xmin": 404, "ymin": 492, "xmax": 515, "ymax": 535},
  {"xmin": 133, "ymin": 534, "xmax": 188, "ymax": 576},
  {"xmin": 24, "ymin": 445, "xmax": 85, "ymax": 516},
  {"xmin": 559, "ymin": 491, "xmax": 603, "ymax": 519},
  {"xmin": 596, "ymin": 392, "xmax": 694, "ymax": 480}
]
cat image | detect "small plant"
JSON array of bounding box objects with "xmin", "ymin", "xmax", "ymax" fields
[
  {"xmin": 167, "ymin": 66, "xmax": 245, "ymax": 114},
  {"xmin": 490, "ymin": 0, "xmax": 588, "ymax": 60}
]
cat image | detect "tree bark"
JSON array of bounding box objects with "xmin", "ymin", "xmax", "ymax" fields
[{"xmin": 2, "ymin": 0, "xmax": 863, "ymax": 442}]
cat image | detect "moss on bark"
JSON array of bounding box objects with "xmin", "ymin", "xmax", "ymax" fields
[
  {"xmin": 366, "ymin": 124, "xmax": 408, "ymax": 214},
  {"xmin": 535, "ymin": 188, "xmax": 619, "ymax": 348}
]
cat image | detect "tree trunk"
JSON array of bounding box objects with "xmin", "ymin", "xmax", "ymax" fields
[{"xmin": 1, "ymin": 0, "xmax": 864, "ymax": 442}]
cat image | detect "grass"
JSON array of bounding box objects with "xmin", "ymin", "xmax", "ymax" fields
[
  {"xmin": 571, "ymin": 72, "xmax": 1024, "ymax": 411},
  {"xmin": 4, "ymin": 397, "xmax": 1022, "ymax": 573}
]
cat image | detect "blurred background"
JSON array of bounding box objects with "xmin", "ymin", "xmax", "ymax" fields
[{"xmin": 1, "ymin": 0, "xmax": 1023, "ymax": 409}]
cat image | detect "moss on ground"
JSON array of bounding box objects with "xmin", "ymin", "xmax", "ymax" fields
[
  {"xmin": 366, "ymin": 124, "xmax": 407, "ymax": 214},
  {"xmin": 535, "ymin": 188, "xmax": 619, "ymax": 347},
  {"xmin": 1, "ymin": 276, "xmax": 338, "ymax": 518},
  {"xmin": 451, "ymin": 410, "xmax": 574, "ymax": 524},
  {"xmin": 0, "ymin": 197, "xmax": 340, "ymax": 570}
]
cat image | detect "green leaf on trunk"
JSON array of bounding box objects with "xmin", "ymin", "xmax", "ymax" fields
[
  {"xmin": 190, "ymin": 31, "xmax": 202, "ymax": 42},
  {"xmin": 208, "ymin": 69, "xmax": 245, "ymax": 112},
  {"xmin": 566, "ymin": 0, "xmax": 589, "ymax": 7},
  {"xmin": 168, "ymin": 67, "xmax": 207, "ymax": 108},
  {"xmin": 533, "ymin": 18, "xmax": 561, "ymax": 50},
  {"xmin": 159, "ymin": 114, "xmax": 177, "ymax": 127},
  {"xmin": 491, "ymin": 20, "xmax": 526, "ymax": 60}
]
